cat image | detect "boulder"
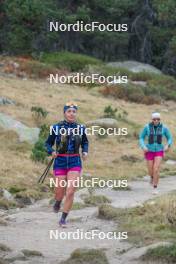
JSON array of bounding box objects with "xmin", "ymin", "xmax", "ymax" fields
[
  {"xmin": 4, "ymin": 251, "xmax": 26, "ymax": 262},
  {"xmin": 1, "ymin": 189, "xmax": 14, "ymax": 201},
  {"xmin": 0, "ymin": 113, "xmax": 40, "ymax": 144},
  {"xmin": 0, "ymin": 97, "xmax": 15, "ymax": 105},
  {"xmin": 107, "ymin": 60, "xmax": 162, "ymax": 74},
  {"xmin": 86, "ymin": 118, "xmax": 118, "ymax": 129}
]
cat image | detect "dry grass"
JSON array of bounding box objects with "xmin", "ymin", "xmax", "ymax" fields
[
  {"xmin": 0, "ymin": 75, "xmax": 176, "ymax": 192},
  {"xmin": 117, "ymin": 192, "xmax": 176, "ymax": 246}
]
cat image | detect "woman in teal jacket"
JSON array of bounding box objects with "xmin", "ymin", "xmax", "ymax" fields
[{"xmin": 139, "ymin": 112, "xmax": 172, "ymax": 194}]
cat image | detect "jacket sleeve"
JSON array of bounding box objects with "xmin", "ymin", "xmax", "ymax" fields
[
  {"xmin": 139, "ymin": 125, "xmax": 148, "ymax": 149},
  {"xmin": 44, "ymin": 125, "xmax": 57, "ymax": 155},
  {"xmin": 164, "ymin": 126, "xmax": 173, "ymax": 147},
  {"xmin": 81, "ymin": 126, "xmax": 89, "ymax": 153}
]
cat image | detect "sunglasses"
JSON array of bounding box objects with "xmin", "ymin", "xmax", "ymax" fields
[
  {"xmin": 65, "ymin": 102, "xmax": 78, "ymax": 107},
  {"xmin": 152, "ymin": 118, "xmax": 160, "ymax": 121}
]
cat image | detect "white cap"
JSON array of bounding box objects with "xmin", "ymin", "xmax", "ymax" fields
[{"xmin": 152, "ymin": 112, "xmax": 161, "ymax": 119}]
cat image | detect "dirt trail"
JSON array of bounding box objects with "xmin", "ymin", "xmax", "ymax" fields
[{"xmin": 0, "ymin": 175, "xmax": 176, "ymax": 264}]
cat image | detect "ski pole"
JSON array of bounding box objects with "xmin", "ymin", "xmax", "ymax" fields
[{"xmin": 38, "ymin": 158, "xmax": 54, "ymax": 184}]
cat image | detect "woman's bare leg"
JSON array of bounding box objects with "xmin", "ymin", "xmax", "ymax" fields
[
  {"xmin": 152, "ymin": 156, "xmax": 162, "ymax": 187},
  {"xmin": 54, "ymin": 176, "xmax": 67, "ymax": 201},
  {"xmin": 147, "ymin": 160, "xmax": 154, "ymax": 184},
  {"xmin": 63, "ymin": 171, "xmax": 80, "ymax": 213}
]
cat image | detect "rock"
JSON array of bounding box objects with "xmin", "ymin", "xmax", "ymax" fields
[
  {"xmin": 1, "ymin": 189, "xmax": 14, "ymax": 202},
  {"xmin": 15, "ymin": 197, "xmax": 35, "ymax": 206},
  {"xmin": 107, "ymin": 60, "xmax": 162, "ymax": 74},
  {"xmin": 21, "ymin": 249, "xmax": 43, "ymax": 257},
  {"xmin": 0, "ymin": 218, "xmax": 8, "ymax": 226},
  {"xmin": 86, "ymin": 118, "xmax": 118, "ymax": 129},
  {"xmin": 4, "ymin": 251, "xmax": 26, "ymax": 262},
  {"xmin": 83, "ymin": 173, "xmax": 92, "ymax": 177},
  {"xmin": 0, "ymin": 243, "xmax": 11, "ymax": 252},
  {"xmin": 0, "ymin": 113, "xmax": 40, "ymax": 144},
  {"xmin": 0, "ymin": 97, "xmax": 15, "ymax": 105},
  {"xmin": 165, "ymin": 159, "xmax": 176, "ymax": 165},
  {"xmin": 75, "ymin": 188, "xmax": 90, "ymax": 202},
  {"xmin": 161, "ymin": 109, "xmax": 169, "ymax": 113},
  {"xmin": 0, "ymin": 258, "xmax": 8, "ymax": 264},
  {"xmin": 131, "ymin": 81, "xmax": 147, "ymax": 86}
]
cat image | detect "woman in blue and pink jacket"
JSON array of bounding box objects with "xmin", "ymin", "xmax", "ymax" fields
[{"xmin": 45, "ymin": 102, "xmax": 89, "ymax": 227}]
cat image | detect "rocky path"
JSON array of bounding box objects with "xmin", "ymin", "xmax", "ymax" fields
[{"xmin": 0, "ymin": 175, "xmax": 176, "ymax": 264}]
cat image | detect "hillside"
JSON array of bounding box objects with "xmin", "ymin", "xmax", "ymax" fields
[{"xmin": 1, "ymin": 70, "xmax": 176, "ymax": 192}]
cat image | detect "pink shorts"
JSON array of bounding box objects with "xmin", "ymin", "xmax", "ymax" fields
[
  {"xmin": 145, "ymin": 151, "xmax": 164, "ymax": 160},
  {"xmin": 53, "ymin": 167, "xmax": 82, "ymax": 176}
]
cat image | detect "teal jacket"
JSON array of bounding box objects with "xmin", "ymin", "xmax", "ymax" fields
[{"xmin": 139, "ymin": 123, "xmax": 173, "ymax": 152}]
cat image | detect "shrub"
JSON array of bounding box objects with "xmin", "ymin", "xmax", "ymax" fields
[
  {"xmin": 31, "ymin": 106, "xmax": 48, "ymax": 126},
  {"xmin": 40, "ymin": 52, "xmax": 102, "ymax": 72},
  {"xmin": 101, "ymin": 84, "xmax": 161, "ymax": 105},
  {"xmin": 8, "ymin": 186, "xmax": 26, "ymax": 194},
  {"xmin": 39, "ymin": 124, "xmax": 50, "ymax": 139},
  {"xmin": 86, "ymin": 65, "xmax": 131, "ymax": 77},
  {"xmin": 98, "ymin": 204, "xmax": 119, "ymax": 220},
  {"xmin": 19, "ymin": 59, "xmax": 59, "ymax": 78},
  {"xmin": 60, "ymin": 248, "xmax": 109, "ymax": 264},
  {"xmin": 142, "ymin": 244, "xmax": 176, "ymax": 263},
  {"xmin": 103, "ymin": 105, "xmax": 117, "ymax": 118},
  {"xmin": 167, "ymin": 198, "xmax": 176, "ymax": 228},
  {"xmin": 31, "ymin": 138, "xmax": 48, "ymax": 163},
  {"xmin": 31, "ymin": 124, "xmax": 50, "ymax": 163},
  {"xmin": 130, "ymin": 71, "xmax": 156, "ymax": 81},
  {"xmin": 84, "ymin": 195, "xmax": 111, "ymax": 206}
]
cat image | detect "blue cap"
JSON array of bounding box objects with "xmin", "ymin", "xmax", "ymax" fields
[{"xmin": 63, "ymin": 102, "xmax": 78, "ymax": 113}]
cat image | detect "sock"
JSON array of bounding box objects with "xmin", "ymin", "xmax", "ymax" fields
[
  {"xmin": 54, "ymin": 200, "xmax": 62, "ymax": 209},
  {"xmin": 55, "ymin": 199, "xmax": 62, "ymax": 204},
  {"xmin": 61, "ymin": 212, "xmax": 68, "ymax": 221}
]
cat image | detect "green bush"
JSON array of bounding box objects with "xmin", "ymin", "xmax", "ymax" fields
[
  {"xmin": 61, "ymin": 248, "xmax": 109, "ymax": 264},
  {"xmin": 39, "ymin": 124, "xmax": 50, "ymax": 139},
  {"xmin": 31, "ymin": 124, "xmax": 50, "ymax": 163},
  {"xmin": 142, "ymin": 244, "xmax": 176, "ymax": 263},
  {"xmin": 101, "ymin": 84, "xmax": 160, "ymax": 105},
  {"xmin": 84, "ymin": 195, "xmax": 111, "ymax": 206},
  {"xmin": 40, "ymin": 51, "xmax": 102, "ymax": 71},
  {"xmin": 103, "ymin": 105, "xmax": 117, "ymax": 118},
  {"xmin": 130, "ymin": 71, "xmax": 156, "ymax": 81},
  {"xmin": 98, "ymin": 204, "xmax": 119, "ymax": 220},
  {"xmin": 8, "ymin": 186, "xmax": 26, "ymax": 194},
  {"xmin": 87, "ymin": 65, "xmax": 131, "ymax": 77},
  {"xmin": 31, "ymin": 138, "xmax": 47, "ymax": 163},
  {"xmin": 167, "ymin": 198, "xmax": 176, "ymax": 228},
  {"xmin": 21, "ymin": 60, "xmax": 58, "ymax": 79}
]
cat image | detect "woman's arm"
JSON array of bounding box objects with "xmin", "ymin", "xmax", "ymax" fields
[
  {"xmin": 45, "ymin": 125, "xmax": 57, "ymax": 155},
  {"xmin": 81, "ymin": 126, "xmax": 89, "ymax": 154},
  {"xmin": 164, "ymin": 126, "xmax": 173, "ymax": 149},
  {"xmin": 139, "ymin": 125, "xmax": 148, "ymax": 150}
]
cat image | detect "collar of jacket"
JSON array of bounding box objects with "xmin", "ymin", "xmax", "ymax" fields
[
  {"xmin": 150, "ymin": 122, "xmax": 162, "ymax": 128},
  {"xmin": 63, "ymin": 120, "xmax": 77, "ymax": 126}
]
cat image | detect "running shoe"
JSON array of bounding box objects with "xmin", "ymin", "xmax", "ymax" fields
[
  {"xmin": 152, "ymin": 189, "xmax": 159, "ymax": 195},
  {"xmin": 59, "ymin": 219, "xmax": 67, "ymax": 228}
]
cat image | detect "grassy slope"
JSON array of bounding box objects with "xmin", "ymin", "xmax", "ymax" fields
[{"xmin": 1, "ymin": 75, "xmax": 176, "ymax": 190}]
